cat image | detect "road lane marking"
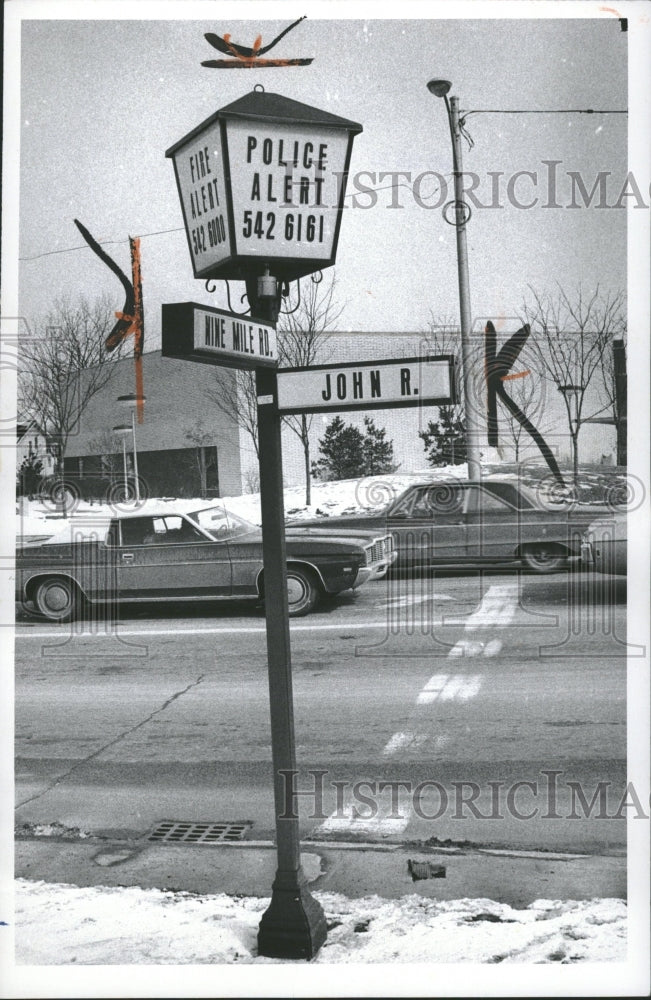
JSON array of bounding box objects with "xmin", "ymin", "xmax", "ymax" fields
[
  {"xmin": 416, "ymin": 673, "xmax": 482, "ymax": 704},
  {"xmin": 382, "ymin": 731, "xmax": 429, "ymax": 755},
  {"xmin": 448, "ymin": 638, "xmax": 504, "ymax": 658},
  {"xmin": 312, "ymin": 785, "xmax": 412, "ymax": 838},
  {"xmin": 382, "ymin": 730, "xmax": 450, "ymax": 756},
  {"xmin": 385, "ymin": 593, "xmax": 453, "ymax": 608},
  {"xmin": 15, "ymin": 620, "xmax": 400, "ymax": 639},
  {"xmin": 14, "ymin": 585, "xmax": 518, "ymax": 641},
  {"xmin": 444, "ymin": 583, "xmax": 519, "ymax": 628}
]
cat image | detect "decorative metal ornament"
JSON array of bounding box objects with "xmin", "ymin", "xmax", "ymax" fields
[
  {"xmin": 74, "ymin": 219, "xmax": 145, "ymax": 422},
  {"xmin": 484, "ymin": 320, "xmax": 564, "ymax": 485},
  {"xmin": 202, "ymin": 16, "xmax": 313, "ymax": 69}
]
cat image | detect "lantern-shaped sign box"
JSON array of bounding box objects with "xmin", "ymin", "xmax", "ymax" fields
[{"xmin": 166, "ymin": 89, "xmax": 363, "ymax": 283}]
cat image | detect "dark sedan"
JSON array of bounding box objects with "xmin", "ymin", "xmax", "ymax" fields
[
  {"xmin": 16, "ymin": 503, "xmax": 395, "ymax": 621},
  {"xmin": 582, "ymin": 513, "xmax": 626, "ymax": 575},
  {"xmin": 290, "ymin": 479, "xmax": 607, "ymax": 574}
]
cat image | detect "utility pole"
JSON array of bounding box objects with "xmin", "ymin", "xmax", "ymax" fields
[
  {"xmin": 613, "ymin": 338, "xmax": 627, "ymax": 466},
  {"xmin": 427, "ymin": 80, "xmax": 483, "ymax": 481}
]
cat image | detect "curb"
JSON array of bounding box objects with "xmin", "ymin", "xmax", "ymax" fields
[{"xmin": 15, "ymin": 836, "xmax": 626, "ymax": 907}]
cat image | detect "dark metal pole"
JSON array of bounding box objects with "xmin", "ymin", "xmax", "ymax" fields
[
  {"xmin": 613, "ymin": 338, "xmax": 627, "ymax": 466},
  {"xmin": 251, "ymin": 279, "xmax": 327, "ymax": 960}
]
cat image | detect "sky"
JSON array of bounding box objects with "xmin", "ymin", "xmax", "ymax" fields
[
  {"xmin": 16, "ymin": 10, "xmax": 629, "ymax": 334},
  {"xmin": 3, "ymin": 1, "xmax": 648, "ymax": 477}
]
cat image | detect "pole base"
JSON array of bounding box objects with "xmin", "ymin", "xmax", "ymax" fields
[{"xmin": 257, "ymin": 869, "xmax": 327, "ymax": 960}]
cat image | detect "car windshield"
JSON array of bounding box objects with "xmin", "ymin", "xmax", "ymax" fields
[{"xmin": 187, "ymin": 506, "xmax": 258, "ymax": 540}]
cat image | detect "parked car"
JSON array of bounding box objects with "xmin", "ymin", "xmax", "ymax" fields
[
  {"xmin": 582, "ymin": 513, "xmax": 626, "ymax": 575},
  {"xmin": 289, "ymin": 479, "xmax": 607, "ymax": 574},
  {"xmin": 16, "ymin": 503, "xmax": 396, "ymax": 621}
]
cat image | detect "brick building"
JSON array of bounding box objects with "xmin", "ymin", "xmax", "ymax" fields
[{"xmin": 63, "ymin": 351, "xmax": 243, "ymax": 499}]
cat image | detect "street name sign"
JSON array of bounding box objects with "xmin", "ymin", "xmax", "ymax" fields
[
  {"xmin": 276, "ymin": 355, "xmax": 456, "ymax": 414},
  {"xmin": 161, "ymin": 302, "xmax": 277, "ymax": 370}
]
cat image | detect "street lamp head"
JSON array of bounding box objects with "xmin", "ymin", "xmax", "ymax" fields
[
  {"xmin": 427, "ymin": 79, "xmax": 452, "ymax": 98},
  {"xmin": 117, "ymin": 393, "xmax": 146, "ymax": 406},
  {"xmin": 112, "ymin": 424, "xmax": 131, "ymax": 435},
  {"xmin": 558, "ymin": 384, "xmax": 584, "ymax": 397}
]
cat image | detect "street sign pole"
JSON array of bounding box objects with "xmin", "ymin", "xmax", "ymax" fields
[
  {"xmin": 252, "ymin": 291, "xmax": 327, "ymax": 960},
  {"xmin": 166, "ymin": 88, "xmax": 362, "ymax": 961}
]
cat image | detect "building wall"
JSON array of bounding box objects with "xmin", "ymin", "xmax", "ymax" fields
[{"xmin": 65, "ymin": 351, "xmax": 242, "ymax": 497}]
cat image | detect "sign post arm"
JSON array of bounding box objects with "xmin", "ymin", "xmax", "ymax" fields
[{"xmin": 255, "ymin": 349, "xmax": 327, "ymax": 960}]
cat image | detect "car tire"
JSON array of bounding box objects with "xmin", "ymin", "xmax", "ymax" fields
[
  {"xmin": 521, "ymin": 544, "xmax": 566, "ymax": 574},
  {"xmin": 286, "ymin": 567, "xmax": 320, "ymax": 617},
  {"xmin": 33, "ymin": 576, "xmax": 82, "ymax": 622}
]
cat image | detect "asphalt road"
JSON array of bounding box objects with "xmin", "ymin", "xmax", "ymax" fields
[{"xmin": 15, "ymin": 570, "xmax": 630, "ymax": 854}]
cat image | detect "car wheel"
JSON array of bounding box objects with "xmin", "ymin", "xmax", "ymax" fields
[
  {"xmin": 286, "ymin": 567, "xmax": 319, "ymax": 617},
  {"xmin": 521, "ymin": 544, "xmax": 566, "ymax": 574},
  {"xmin": 33, "ymin": 576, "xmax": 81, "ymax": 622}
]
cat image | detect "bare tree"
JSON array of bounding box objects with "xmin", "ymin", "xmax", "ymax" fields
[
  {"xmin": 500, "ymin": 373, "xmax": 555, "ymax": 463},
  {"xmin": 277, "ymin": 273, "xmax": 343, "ymax": 505},
  {"xmin": 19, "ymin": 294, "xmax": 125, "ymax": 472},
  {"xmin": 86, "ymin": 429, "xmax": 123, "ymax": 478},
  {"xmin": 418, "ymin": 315, "xmax": 467, "ymax": 463},
  {"xmin": 204, "ymin": 367, "xmax": 260, "ymax": 459},
  {"xmin": 422, "ymin": 313, "xmax": 464, "ymax": 387},
  {"xmin": 521, "ymin": 285, "xmax": 625, "ymax": 484},
  {"xmin": 184, "ymin": 419, "xmax": 218, "ymax": 498},
  {"xmin": 207, "ymin": 275, "xmax": 343, "ymax": 502}
]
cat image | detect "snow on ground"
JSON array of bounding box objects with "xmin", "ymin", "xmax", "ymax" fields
[
  {"xmin": 13, "ymin": 880, "xmax": 626, "ymax": 965},
  {"xmin": 14, "ymin": 467, "xmax": 466, "ymax": 543},
  {"xmin": 16, "ymin": 462, "xmax": 623, "ymax": 545}
]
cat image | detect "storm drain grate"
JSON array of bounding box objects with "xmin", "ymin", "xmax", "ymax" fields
[{"xmin": 148, "ymin": 821, "xmax": 252, "ymax": 844}]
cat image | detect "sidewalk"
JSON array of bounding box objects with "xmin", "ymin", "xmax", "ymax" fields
[
  {"xmin": 15, "ymin": 831, "xmax": 625, "ymax": 906},
  {"xmin": 8, "ymin": 833, "xmax": 628, "ymax": 971}
]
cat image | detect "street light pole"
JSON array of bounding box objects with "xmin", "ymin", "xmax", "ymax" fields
[
  {"xmin": 427, "ymin": 80, "xmax": 483, "ymax": 482},
  {"xmin": 130, "ymin": 409, "xmax": 140, "ymax": 502},
  {"xmin": 112, "ymin": 426, "xmax": 131, "ymax": 497},
  {"xmin": 117, "ymin": 394, "xmax": 145, "ymax": 503}
]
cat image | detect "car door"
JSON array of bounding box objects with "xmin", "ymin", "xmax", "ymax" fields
[
  {"xmin": 463, "ymin": 486, "xmax": 523, "ymax": 561},
  {"xmin": 385, "ymin": 484, "xmax": 470, "ymax": 568},
  {"xmin": 115, "ymin": 514, "xmax": 232, "ymax": 599}
]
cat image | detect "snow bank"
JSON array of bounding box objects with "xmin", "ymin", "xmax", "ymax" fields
[
  {"xmin": 13, "ymin": 880, "xmax": 626, "ymax": 965},
  {"xmin": 15, "ymin": 462, "xmax": 621, "ymax": 542},
  {"xmin": 14, "ymin": 468, "xmax": 466, "ymax": 540}
]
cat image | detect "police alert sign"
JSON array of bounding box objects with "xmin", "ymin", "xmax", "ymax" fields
[
  {"xmin": 276, "ymin": 356, "xmax": 456, "ymax": 414},
  {"xmin": 226, "ymin": 119, "xmax": 349, "ymax": 262},
  {"xmin": 166, "ymin": 90, "xmax": 362, "ymax": 283}
]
